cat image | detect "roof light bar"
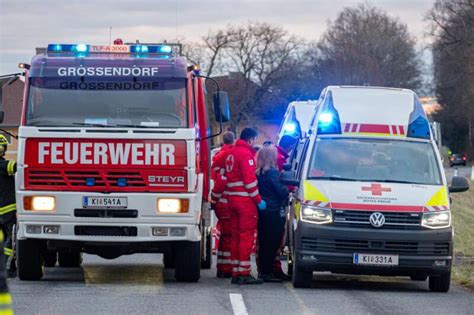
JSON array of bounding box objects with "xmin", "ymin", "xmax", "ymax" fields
[
  {"xmin": 317, "ymin": 91, "xmax": 342, "ymax": 135},
  {"xmin": 47, "ymin": 43, "xmax": 174, "ymax": 55},
  {"xmin": 407, "ymin": 95, "xmax": 430, "ymax": 139}
]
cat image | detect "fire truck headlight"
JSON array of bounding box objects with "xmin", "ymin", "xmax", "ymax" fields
[
  {"xmin": 421, "ymin": 211, "xmax": 451, "ymax": 229},
  {"xmin": 157, "ymin": 199, "xmax": 189, "ymax": 213},
  {"xmin": 24, "ymin": 196, "xmax": 56, "ymax": 211}
]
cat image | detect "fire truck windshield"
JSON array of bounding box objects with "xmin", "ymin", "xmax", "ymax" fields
[{"xmin": 26, "ymin": 77, "xmax": 188, "ymax": 128}]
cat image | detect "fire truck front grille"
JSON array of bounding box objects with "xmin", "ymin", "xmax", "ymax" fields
[
  {"xmin": 26, "ymin": 170, "xmax": 148, "ymax": 191},
  {"xmin": 74, "ymin": 226, "xmax": 137, "ymax": 237},
  {"xmin": 301, "ymin": 237, "xmax": 450, "ymax": 255}
]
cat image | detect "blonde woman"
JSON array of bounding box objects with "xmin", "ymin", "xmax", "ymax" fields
[{"xmin": 256, "ymin": 144, "xmax": 289, "ymax": 282}]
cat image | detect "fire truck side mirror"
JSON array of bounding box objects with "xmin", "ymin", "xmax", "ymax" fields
[
  {"xmin": 213, "ymin": 91, "xmax": 230, "ymax": 123},
  {"xmin": 0, "ymin": 111, "xmax": 4, "ymax": 124}
]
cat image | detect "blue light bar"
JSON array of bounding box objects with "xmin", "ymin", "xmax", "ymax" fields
[
  {"xmin": 317, "ymin": 91, "xmax": 341, "ymax": 135},
  {"xmin": 130, "ymin": 45, "xmax": 173, "ymax": 54},
  {"xmin": 407, "ymin": 95, "xmax": 430, "ymax": 139},
  {"xmin": 47, "ymin": 44, "xmax": 90, "ymax": 53}
]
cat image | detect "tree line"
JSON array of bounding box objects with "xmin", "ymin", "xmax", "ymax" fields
[{"xmin": 429, "ymin": 0, "xmax": 474, "ymax": 156}]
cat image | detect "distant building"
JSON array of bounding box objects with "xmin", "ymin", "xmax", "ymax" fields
[{"xmin": 0, "ymin": 76, "xmax": 24, "ymax": 160}]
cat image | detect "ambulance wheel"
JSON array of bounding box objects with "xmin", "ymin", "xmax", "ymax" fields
[
  {"xmin": 163, "ymin": 251, "xmax": 175, "ymax": 269},
  {"xmin": 58, "ymin": 251, "xmax": 82, "ymax": 268},
  {"xmin": 174, "ymin": 241, "xmax": 201, "ymax": 282},
  {"xmin": 292, "ymin": 262, "xmax": 312, "ymax": 288},
  {"xmin": 17, "ymin": 239, "xmax": 44, "ymax": 281},
  {"xmin": 43, "ymin": 250, "xmax": 58, "ymax": 267},
  {"xmin": 201, "ymin": 232, "xmax": 212, "ymax": 269},
  {"xmin": 429, "ymin": 272, "xmax": 451, "ymax": 292}
]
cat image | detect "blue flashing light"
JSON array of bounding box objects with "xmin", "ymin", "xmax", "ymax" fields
[
  {"xmin": 51, "ymin": 44, "xmax": 62, "ymax": 51},
  {"xmin": 74, "ymin": 44, "xmax": 89, "ymax": 53},
  {"xmin": 284, "ymin": 122, "xmax": 297, "ymax": 134},
  {"xmin": 316, "ymin": 91, "xmax": 342, "ymax": 135},
  {"xmin": 407, "ymin": 96, "xmax": 430, "ymax": 139},
  {"xmin": 85, "ymin": 178, "xmax": 95, "ymax": 187},
  {"xmin": 319, "ymin": 113, "xmax": 333, "ymax": 124},
  {"xmin": 131, "ymin": 45, "xmax": 149, "ymax": 53},
  {"xmin": 160, "ymin": 45, "xmax": 172, "ymax": 53},
  {"xmin": 117, "ymin": 178, "xmax": 128, "ymax": 187}
]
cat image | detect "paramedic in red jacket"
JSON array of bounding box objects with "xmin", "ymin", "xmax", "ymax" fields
[
  {"xmin": 210, "ymin": 131, "xmax": 235, "ymax": 278},
  {"xmin": 226, "ymin": 128, "xmax": 266, "ymax": 285}
]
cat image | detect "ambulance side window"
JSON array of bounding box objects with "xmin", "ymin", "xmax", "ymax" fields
[{"xmin": 293, "ymin": 138, "xmax": 309, "ymax": 179}]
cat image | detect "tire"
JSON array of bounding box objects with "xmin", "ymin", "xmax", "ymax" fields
[
  {"xmin": 58, "ymin": 251, "xmax": 82, "ymax": 268},
  {"xmin": 410, "ymin": 274, "xmax": 428, "ymax": 281},
  {"xmin": 174, "ymin": 241, "xmax": 201, "ymax": 282},
  {"xmin": 163, "ymin": 251, "xmax": 175, "ymax": 269},
  {"xmin": 201, "ymin": 232, "xmax": 212, "ymax": 269},
  {"xmin": 17, "ymin": 239, "xmax": 44, "ymax": 281},
  {"xmin": 292, "ymin": 261, "xmax": 312, "ymax": 288},
  {"xmin": 429, "ymin": 272, "xmax": 451, "ymax": 292},
  {"xmin": 44, "ymin": 250, "xmax": 58, "ymax": 267}
]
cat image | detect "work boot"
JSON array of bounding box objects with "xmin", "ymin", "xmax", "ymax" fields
[
  {"xmin": 259, "ymin": 273, "xmax": 282, "ymax": 283},
  {"xmin": 238, "ymin": 275, "xmax": 263, "ymax": 285},
  {"xmin": 231, "ymin": 276, "xmax": 241, "ymax": 284},
  {"xmin": 273, "ymin": 271, "xmax": 291, "ymax": 281}
]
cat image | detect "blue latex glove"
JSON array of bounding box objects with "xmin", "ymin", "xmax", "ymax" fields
[{"xmin": 257, "ymin": 200, "xmax": 267, "ymax": 210}]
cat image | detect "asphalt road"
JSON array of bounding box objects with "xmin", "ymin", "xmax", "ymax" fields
[
  {"xmin": 445, "ymin": 165, "xmax": 473, "ymax": 182},
  {"xmin": 8, "ymin": 166, "xmax": 474, "ymax": 315},
  {"xmin": 8, "ymin": 253, "xmax": 474, "ymax": 315}
]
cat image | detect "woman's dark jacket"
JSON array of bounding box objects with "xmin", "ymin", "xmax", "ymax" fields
[{"xmin": 257, "ymin": 168, "xmax": 289, "ymax": 210}]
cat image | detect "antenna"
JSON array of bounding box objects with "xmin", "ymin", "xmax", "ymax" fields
[
  {"xmin": 109, "ymin": 26, "xmax": 112, "ymax": 46},
  {"xmin": 175, "ymin": 0, "xmax": 179, "ymax": 40}
]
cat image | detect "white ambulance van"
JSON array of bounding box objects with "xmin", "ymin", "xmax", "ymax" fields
[
  {"xmin": 282, "ymin": 86, "xmax": 470, "ymax": 291},
  {"xmin": 278, "ymin": 101, "xmax": 318, "ymax": 141}
]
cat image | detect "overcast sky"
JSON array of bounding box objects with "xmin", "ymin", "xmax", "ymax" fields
[{"xmin": 0, "ymin": 0, "xmax": 435, "ymax": 74}]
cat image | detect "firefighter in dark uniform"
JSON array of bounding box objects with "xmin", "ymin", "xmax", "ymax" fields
[
  {"xmin": 0, "ymin": 230, "xmax": 13, "ymax": 314},
  {"xmin": 0, "ymin": 135, "xmax": 17, "ymax": 278}
]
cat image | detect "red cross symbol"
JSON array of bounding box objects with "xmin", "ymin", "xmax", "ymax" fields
[{"xmin": 362, "ymin": 183, "xmax": 392, "ymax": 196}]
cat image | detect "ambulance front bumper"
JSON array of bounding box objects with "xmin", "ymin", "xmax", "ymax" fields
[
  {"xmin": 16, "ymin": 191, "xmax": 202, "ymax": 242},
  {"xmin": 294, "ymin": 222, "xmax": 453, "ymax": 276}
]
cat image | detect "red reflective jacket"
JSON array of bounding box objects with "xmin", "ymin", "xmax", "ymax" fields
[
  {"xmin": 210, "ymin": 144, "xmax": 233, "ymax": 204},
  {"xmin": 224, "ymin": 139, "xmax": 262, "ymax": 205},
  {"xmin": 276, "ymin": 145, "xmax": 289, "ymax": 172}
]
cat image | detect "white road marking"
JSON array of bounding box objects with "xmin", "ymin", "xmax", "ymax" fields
[{"xmin": 229, "ymin": 293, "xmax": 248, "ymax": 315}]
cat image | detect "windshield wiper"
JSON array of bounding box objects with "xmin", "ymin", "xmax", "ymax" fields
[
  {"xmin": 114, "ymin": 124, "xmax": 155, "ymax": 128},
  {"xmin": 72, "ymin": 122, "xmax": 110, "ymax": 127},
  {"xmin": 309, "ymin": 176, "xmax": 359, "ymax": 181},
  {"xmin": 375, "ymin": 179, "xmax": 422, "ymax": 184}
]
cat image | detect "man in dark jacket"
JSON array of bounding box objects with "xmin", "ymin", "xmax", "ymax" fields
[{"xmin": 0, "ymin": 135, "xmax": 17, "ymax": 277}]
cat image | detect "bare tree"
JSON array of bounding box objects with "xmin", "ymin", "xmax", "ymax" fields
[
  {"xmin": 428, "ymin": 0, "xmax": 474, "ymax": 154},
  {"xmin": 316, "ymin": 4, "xmax": 422, "ymax": 90}
]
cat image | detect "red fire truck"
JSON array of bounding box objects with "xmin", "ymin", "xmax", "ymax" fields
[{"xmin": 8, "ymin": 42, "xmax": 229, "ymax": 282}]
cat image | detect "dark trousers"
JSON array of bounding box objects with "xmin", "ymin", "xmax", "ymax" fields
[{"xmin": 257, "ymin": 210, "xmax": 285, "ymax": 275}]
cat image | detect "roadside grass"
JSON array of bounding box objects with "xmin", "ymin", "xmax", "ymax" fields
[{"xmin": 451, "ymin": 181, "xmax": 474, "ymax": 289}]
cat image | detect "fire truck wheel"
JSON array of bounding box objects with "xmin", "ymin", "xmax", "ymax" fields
[
  {"xmin": 292, "ymin": 262, "xmax": 312, "ymax": 288},
  {"xmin": 58, "ymin": 251, "xmax": 83, "ymax": 268},
  {"xmin": 201, "ymin": 232, "xmax": 212, "ymax": 269},
  {"xmin": 43, "ymin": 250, "xmax": 58, "ymax": 267},
  {"xmin": 429, "ymin": 272, "xmax": 451, "ymax": 292},
  {"xmin": 17, "ymin": 239, "xmax": 44, "ymax": 281},
  {"xmin": 174, "ymin": 241, "xmax": 201, "ymax": 282}
]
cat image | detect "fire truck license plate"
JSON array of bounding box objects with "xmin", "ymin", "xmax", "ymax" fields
[
  {"xmin": 82, "ymin": 197, "xmax": 128, "ymax": 209},
  {"xmin": 353, "ymin": 253, "xmax": 399, "ymax": 266}
]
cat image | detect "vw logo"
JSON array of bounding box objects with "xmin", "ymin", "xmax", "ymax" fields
[{"xmin": 369, "ymin": 212, "xmax": 385, "ymax": 228}]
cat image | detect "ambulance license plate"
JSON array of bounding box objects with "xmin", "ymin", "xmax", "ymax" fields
[
  {"xmin": 82, "ymin": 197, "xmax": 128, "ymax": 209},
  {"xmin": 353, "ymin": 253, "xmax": 399, "ymax": 266}
]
